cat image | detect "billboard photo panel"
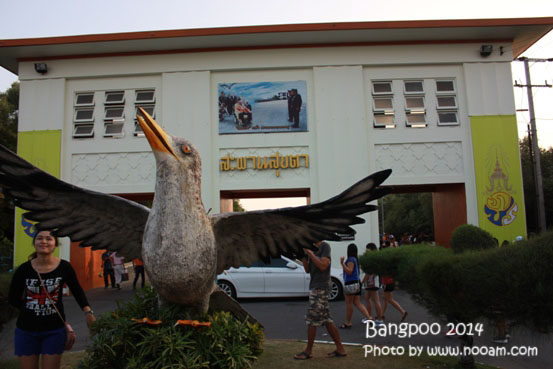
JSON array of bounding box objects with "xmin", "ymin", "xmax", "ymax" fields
[{"xmin": 218, "ymin": 81, "xmax": 307, "ymax": 134}]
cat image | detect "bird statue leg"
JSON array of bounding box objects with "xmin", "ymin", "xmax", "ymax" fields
[
  {"xmin": 208, "ymin": 287, "xmax": 263, "ymax": 327},
  {"xmin": 156, "ymin": 284, "xmax": 261, "ymax": 326},
  {"xmin": 155, "ymin": 289, "xmax": 210, "ymax": 320}
]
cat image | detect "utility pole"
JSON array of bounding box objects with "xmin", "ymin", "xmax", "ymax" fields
[{"xmin": 515, "ymin": 57, "xmax": 552, "ymax": 233}]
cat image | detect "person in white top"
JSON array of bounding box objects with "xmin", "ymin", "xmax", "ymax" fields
[{"xmin": 110, "ymin": 252, "xmax": 125, "ymax": 289}]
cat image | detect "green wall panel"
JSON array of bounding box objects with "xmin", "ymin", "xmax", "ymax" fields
[{"xmin": 14, "ymin": 130, "xmax": 62, "ymax": 265}]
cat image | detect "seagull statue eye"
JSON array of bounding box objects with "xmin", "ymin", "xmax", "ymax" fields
[{"xmin": 181, "ymin": 145, "xmax": 191, "ymax": 155}]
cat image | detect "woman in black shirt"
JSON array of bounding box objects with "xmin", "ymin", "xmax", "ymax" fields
[{"xmin": 8, "ymin": 230, "xmax": 95, "ymax": 369}]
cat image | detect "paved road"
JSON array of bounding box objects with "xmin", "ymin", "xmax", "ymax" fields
[{"xmin": 2, "ymin": 281, "xmax": 551, "ymax": 369}]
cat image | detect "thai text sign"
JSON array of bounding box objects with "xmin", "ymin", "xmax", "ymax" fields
[{"xmin": 219, "ymin": 152, "xmax": 309, "ymax": 177}]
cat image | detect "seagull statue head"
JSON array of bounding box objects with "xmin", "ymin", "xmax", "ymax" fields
[{"xmin": 0, "ymin": 107, "xmax": 393, "ymax": 319}]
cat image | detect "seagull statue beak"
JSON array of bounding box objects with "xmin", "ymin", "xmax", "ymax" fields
[{"xmin": 137, "ymin": 107, "xmax": 178, "ymax": 159}]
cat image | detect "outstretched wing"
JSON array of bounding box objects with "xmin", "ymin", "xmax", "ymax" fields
[
  {"xmin": 0, "ymin": 144, "xmax": 149, "ymax": 259},
  {"xmin": 212, "ymin": 169, "xmax": 391, "ymax": 273}
]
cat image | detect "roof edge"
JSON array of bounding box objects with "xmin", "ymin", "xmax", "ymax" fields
[{"xmin": 1, "ymin": 17, "xmax": 553, "ymax": 47}]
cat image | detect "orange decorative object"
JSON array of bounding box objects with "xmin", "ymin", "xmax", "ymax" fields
[
  {"xmin": 131, "ymin": 317, "xmax": 163, "ymax": 325},
  {"xmin": 174, "ymin": 319, "xmax": 212, "ymax": 328}
]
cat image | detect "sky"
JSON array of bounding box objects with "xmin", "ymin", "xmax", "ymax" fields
[{"xmin": 0, "ymin": 0, "xmax": 552, "ymax": 154}]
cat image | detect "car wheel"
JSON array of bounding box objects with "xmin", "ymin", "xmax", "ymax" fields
[
  {"xmin": 329, "ymin": 277, "xmax": 343, "ymax": 301},
  {"xmin": 217, "ymin": 280, "xmax": 236, "ymax": 299}
]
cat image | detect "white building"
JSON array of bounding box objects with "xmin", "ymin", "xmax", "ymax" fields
[{"xmin": 1, "ymin": 17, "xmax": 550, "ymax": 288}]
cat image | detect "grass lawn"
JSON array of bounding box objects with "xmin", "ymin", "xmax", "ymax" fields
[{"xmin": 0, "ymin": 339, "xmax": 500, "ymax": 369}]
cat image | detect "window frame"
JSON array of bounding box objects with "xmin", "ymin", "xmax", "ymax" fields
[
  {"xmin": 103, "ymin": 119, "xmax": 125, "ymax": 138},
  {"xmin": 135, "ymin": 90, "xmax": 156, "ymax": 104},
  {"xmin": 104, "ymin": 91, "xmax": 125, "ymax": 105},
  {"xmin": 372, "ymin": 81, "xmax": 393, "ymax": 95},
  {"xmin": 403, "ymin": 80, "xmax": 424, "ymax": 95},
  {"xmin": 74, "ymin": 92, "xmax": 95, "ymax": 107},
  {"xmin": 74, "ymin": 108, "xmax": 95, "ymax": 123},
  {"xmin": 72, "ymin": 123, "xmax": 94, "ymax": 138}
]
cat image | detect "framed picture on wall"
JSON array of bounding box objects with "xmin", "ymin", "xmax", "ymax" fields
[{"xmin": 218, "ymin": 80, "xmax": 307, "ymax": 134}]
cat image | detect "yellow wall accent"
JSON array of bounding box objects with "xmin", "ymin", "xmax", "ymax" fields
[
  {"xmin": 471, "ymin": 115, "xmax": 527, "ymax": 244},
  {"xmin": 14, "ymin": 131, "xmax": 62, "ymax": 265}
]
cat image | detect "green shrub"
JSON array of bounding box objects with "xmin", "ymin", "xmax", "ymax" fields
[
  {"xmin": 78, "ymin": 287, "xmax": 264, "ymax": 369},
  {"xmin": 449, "ymin": 224, "xmax": 496, "ymax": 253},
  {"xmin": 360, "ymin": 231, "xmax": 553, "ymax": 332}
]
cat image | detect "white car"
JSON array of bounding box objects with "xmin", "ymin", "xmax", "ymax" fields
[{"xmin": 216, "ymin": 255, "xmax": 344, "ymax": 301}]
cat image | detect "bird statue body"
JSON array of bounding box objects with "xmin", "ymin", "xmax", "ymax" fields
[
  {"xmin": 141, "ymin": 132, "xmax": 216, "ymax": 312},
  {"xmin": 0, "ymin": 107, "xmax": 392, "ymax": 317}
]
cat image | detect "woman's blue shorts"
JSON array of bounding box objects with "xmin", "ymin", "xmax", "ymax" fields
[{"xmin": 14, "ymin": 326, "xmax": 66, "ymax": 356}]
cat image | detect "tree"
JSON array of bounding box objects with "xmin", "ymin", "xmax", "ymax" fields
[
  {"xmin": 378, "ymin": 192, "xmax": 434, "ymax": 240},
  {"xmin": 233, "ymin": 199, "xmax": 245, "ymax": 212},
  {"xmin": 0, "ymin": 82, "xmax": 18, "ymax": 253},
  {"xmin": 0, "ymin": 82, "xmax": 18, "ymax": 151},
  {"xmin": 519, "ymin": 137, "xmax": 553, "ymax": 234}
]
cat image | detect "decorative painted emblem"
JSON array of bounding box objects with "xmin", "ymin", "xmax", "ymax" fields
[
  {"xmin": 483, "ymin": 152, "xmax": 518, "ymax": 226},
  {"xmin": 21, "ymin": 215, "xmax": 37, "ymax": 238}
]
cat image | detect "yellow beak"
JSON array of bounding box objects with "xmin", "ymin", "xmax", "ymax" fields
[{"xmin": 136, "ymin": 107, "xmax": 178, "ymax": 159}]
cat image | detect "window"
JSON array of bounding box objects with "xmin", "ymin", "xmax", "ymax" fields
[
  {"xmin": 405, "ymin": 96, "xmax": 425, "ymax": 110},
  {"xmin": 436, "ymin": 80, "xmax": 455, "ymax": 93},
  {"xmin": 374, "ymin": 97, "xmax": 393, "ymax": 111},
  {"xmin": 134, "ymin": 90, "xmax": 156, "ymax": 136},
  {"xmin": 73, "ymin": 124, "xmax": 94, "ymax": 138},
  {"xmin": 404, "ymin": 80, "xmax": 424, "ymax": 94},
  {"xmin": 435, "ymin": 80, "xmax": 459, "ymax": 126},
  {"xmin": 73, "ymin": 88, "xmax": 156, "ymax": 139},
  {"xmin": 73, "ymin": 92, "xmax": 95, "ymax": 138},
  {"xmin": 438, "ymin": 111, "xmax": 458, "ymax": 124},
  {"xmin": 437, "ymin": 96, "xmax": 457, "ymax": 109},
  {"xmin": 406, "ymin": 113, "xmax": 427, "ymax": 128},
  {"xmin": 404, "ymin": 81, "xmax": 426, "ymax": 127},
  {"xmin": 268, "ymin": 258, "xmax": 288, "ymax": 268},
  {"xmin": 74, "ymin": 108, "xmax": 94, "ymax": 122},
  {"xmin": 136, "ymin": 90, "xmax": 155, "ymax": 103},
  {"xmin": 104, "ymin": 119, "xmax": 125, "ymax": 138},
  {"xmin": 372, "ymin": 81, "xmax": 395, "ymax": 128},
  {"xmin": 372, "ymin": 81, "xmax": 392, "ymax": 95},
  {"xmin": 369, "ymin": 77, "xmax": 460, "ymax": 129},
  {"xmin": 105, "ymin": 91, "xmax": 125, "ymax": 104},
  {"xmin": 75, "ymin": 93, "xmax": 94, "ymax": 106},
  {"xmin": 105, "ymin": 106, "xmax": 125, "ymax": 120},
  {"xmin": 135, "ymin": 105, "xmax": 155, "ymax": 117}
]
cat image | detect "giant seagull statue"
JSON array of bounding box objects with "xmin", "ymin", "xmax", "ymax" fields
[{"xmin": 0, "ymin": 107, "xmax": 391, "ymax": 316}]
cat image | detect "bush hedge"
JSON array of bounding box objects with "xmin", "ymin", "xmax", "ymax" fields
[
  {"xmin": 359, "ymin": 231, "xmax": 553, "ymax": 331},
  {"xmin": 78, "ymin": 287, "xmax": 264, "ymax": 369},
  {"xmin": 449, "ymin": 224, "xmax": 496, "ymax": 254}
]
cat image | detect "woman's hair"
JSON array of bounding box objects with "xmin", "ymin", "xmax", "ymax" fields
[
  {"xmin": 29, "ymin": 230, "xmax": 59, "ymax": 259},
  {"xmin": 366, "ymin": 242, "xmax": 377, "ymax": 251},
  {"xmin": 347, "ymin": 243, "xmax": 358, "ymax": 259}
]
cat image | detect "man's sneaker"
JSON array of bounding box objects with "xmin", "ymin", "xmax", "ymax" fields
[
  {"xmin": 374, "ymin": 320, "xmax": 384, "ymax": 326},
  {"xmin": 492, "ymin": 336, "xmax": 509, "ymax": 344}
]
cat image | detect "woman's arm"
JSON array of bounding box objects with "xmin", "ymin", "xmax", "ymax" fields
[
  {"xmin": 8, "ymin": 265, "xmax": 25, "ymax": 309},
  {"xmin": 63, "ymin": 262, "xmax": 96, "ymax": 330},
  {"xmin": 341, "ymin": 259, "xmax": 354, "ymax": 275}
]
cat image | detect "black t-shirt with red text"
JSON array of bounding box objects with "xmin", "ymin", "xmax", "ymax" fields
[{"xmin": 8, "ymin": 260, "xmax": 90, "ymax": 331}]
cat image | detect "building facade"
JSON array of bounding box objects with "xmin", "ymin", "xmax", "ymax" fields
[{"xmin": 2, "ymin": 18, "xmax": 551, "ymax": 288}]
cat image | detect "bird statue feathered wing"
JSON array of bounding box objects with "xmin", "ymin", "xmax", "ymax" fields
[{"xmin": 0, "ymin": 108, "xmax": 391, "ymax": 316}]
